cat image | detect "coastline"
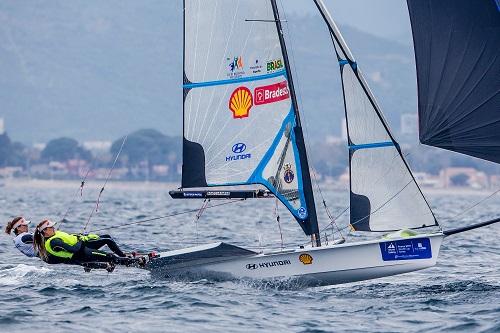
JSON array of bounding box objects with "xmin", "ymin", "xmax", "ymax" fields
[
  {"xmin": 3, "ymin": 178, "xmax": 176, "ymax": 191},
  {"xmin": 2, "ymin": 178, "xmax": 496, "ymax": 196}
]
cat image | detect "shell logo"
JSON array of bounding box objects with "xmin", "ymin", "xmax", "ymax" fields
[
  {"xmin": 299, "ymin": 253, "xmax": 313, "ymax": 265},
  {"xmin": 229, "ymin": 86, "xmax": 253, "ymax": 119}
]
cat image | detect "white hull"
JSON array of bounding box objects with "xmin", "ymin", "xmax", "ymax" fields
[{"xmin": 146, "ymin": 233, "xmax": 444, "ymax": 286}]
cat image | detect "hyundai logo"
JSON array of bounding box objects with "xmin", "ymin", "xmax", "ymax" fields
[
  {"xmin": 246, "ymin": 263, "xmax": 257, "ymax": 270},
  {"xmin": 232, "ymin": 142, "xmax": 247, "ymax": 154}
]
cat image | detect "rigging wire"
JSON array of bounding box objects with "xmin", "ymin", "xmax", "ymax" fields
[
  {"xmin": 193, "ymin": 199, "xmax": 210, "ymax": 245},
  {"xmin": 274, "ymin": 198, "xmax": 284, "ymax": 250},
  {"xmin": 57, "ymin": 160, "xmax": 94, "ymax": 227},
  {"xmin": 442, "ymin": 187, "xmax": 500, "ymax": 222},
  {"xmin": 403, "ymin": 151, "xmax": 500, "ymax": 224},
  {"xmin": 302, "ymin": 180, "xmax": 414, "ymax": 246},
  {"xmin": 88, "ymin": 199, "xmax": 245, "ymax": 233},
  {"xmin": 338, "ymin": 180, "xmax": 413, "ymax": 233},
  {"xmin": 82, "ymin": 135, "xmax": 128, "ymax": 233}
]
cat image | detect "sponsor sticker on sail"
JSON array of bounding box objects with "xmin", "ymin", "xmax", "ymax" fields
[
  {"xmin": 254, "ymin": 81, "xmax": 290, "ymax": 106},
  {"xmin": 283, "ymin": 163, "xmax": 294, "ymax": 184},
  {"xmin": 229, "ymin": 87, "xmax": 253, "ymax": 119}
]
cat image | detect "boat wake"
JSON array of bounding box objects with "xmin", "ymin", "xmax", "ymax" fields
[
  {"xmin": 150, "ymin": 268, "xmax": 314, "ymax": 290},
  {"xmin": 0, "ymin": 264, "xmax": 51, "ymax": 285}
]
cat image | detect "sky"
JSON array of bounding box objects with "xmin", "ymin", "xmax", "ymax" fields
[
  {"xmin": 0, "ymin": 0, "xmax": 415, "ymax": 144},
  {"xmin": 285, "ymin": 0, "xmax": 412, "ymax": 43}
]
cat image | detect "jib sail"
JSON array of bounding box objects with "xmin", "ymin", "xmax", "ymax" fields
[{"xmin": 313, "ymin": 0, "xmax": 438, "ymax": 232}]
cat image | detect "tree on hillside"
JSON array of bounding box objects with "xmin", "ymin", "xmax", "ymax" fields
[
  {"xmin": 111, "ymin": 129, "xmax": 181, "ymax": 179},
  {"xmin": 0, "ymin": 133, "xmax": 27, "ymax": 167},
  {"xmin": 41, "ymin": 137, "xmax": 92, "ymax": 162},
  {"xmin": 0, "ymin": 134, "xmax": 13, "ymax": 167}
]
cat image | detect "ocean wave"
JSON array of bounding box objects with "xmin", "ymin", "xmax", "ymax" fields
[
  {"xmin": 0, "ymin": 264, "xmax": 51, "ymax": 285},
  {"xmin": 418, "ymin": 280, "xmax": 500, "ymax": 294}
]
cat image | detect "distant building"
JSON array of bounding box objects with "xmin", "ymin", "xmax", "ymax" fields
[
  {"xmin": 0, "ymin": 118, "xmax": 4, "ymax": 135},
  {"xmin": 413, "ymin": 172, "xmax": 443, "ymax": 188},
  {"xmin": 440, "ymin": 167, "xmax": 488, "ymax": 189},
  {"xmin": 401, "ymin": 113, "xmax": 418, "ymax": 136},
  {"xmin": 33, "ymin": 143, "xmax": 46, "ymax": 151},
  {"xmin": 83, "ymin": 140, "xmax": 112, "ymax": 153}
]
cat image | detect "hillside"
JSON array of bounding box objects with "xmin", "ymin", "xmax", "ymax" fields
[{"xmin": 0, "ymin": 1, "xmax": 417, "ymax": 144}]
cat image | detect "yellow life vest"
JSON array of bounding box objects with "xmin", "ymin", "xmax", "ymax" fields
[
  {"xmin": 45, "ymin": 231, "xmax": 79, "ymax": 259},
  {"xmin": 77, "ymin": 234, "xmax": 100, "ymax": 242}
]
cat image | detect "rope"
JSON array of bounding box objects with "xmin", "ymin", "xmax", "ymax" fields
[
  {"xmin": 57, "ymin": 165, "xmax": 92, "ymax": 227},
  {"xmin": 274, "ymin": 198, "xmax": 284, "ymax": 250},
  {"xmin": 194, "ymin": 199, "xmax": 210, "ymax": 245},
  {"xmin": 88, "ymin": 199, "xmax": 244, "ymax": 233},
  {"xmin": 338, "ymin": 180, "xmax": 413, "ymax": 233},
  {"xmin": 82, "ymin": 135, "xmax": 128, "ymax": 233},
  {"xmin": 442, "ymin": 187, "xmax": 500, "ymax": 222},
  {"xmin": 302, "ymin": 180, "xmax": 413, "ymax": 246}
]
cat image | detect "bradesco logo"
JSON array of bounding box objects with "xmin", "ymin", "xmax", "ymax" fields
[
  {"xmin": 254, "ymin": 81, "xmax": 290, "ymax": 106},
  {"xmin": 226, "ymin": 142, "xmax": 251, "ymax": 162}
]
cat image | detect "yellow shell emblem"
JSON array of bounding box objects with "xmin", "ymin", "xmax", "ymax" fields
[
  {"xmin": 299, "ymin": 253, "xmax": 313, "ymax": 265},
  {"xmin": 229, "ymin": 86, "xmax": 253, "ymax": 119}
]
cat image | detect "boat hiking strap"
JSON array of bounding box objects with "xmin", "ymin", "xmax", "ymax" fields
[
  {"xmin": 88, "ymin": 199, "xmax": 244, "ymax": 233},
  {"xmin": 82, "ymin": 135, "xmax": 128, "ymax": 233}
]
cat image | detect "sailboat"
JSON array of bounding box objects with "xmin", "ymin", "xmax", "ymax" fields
[{"xmin": 144, "ymin": 0, "xmax": 500, "ymax": 286}]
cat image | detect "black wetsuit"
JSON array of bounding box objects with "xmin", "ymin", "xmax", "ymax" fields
[
  {"xmin": 46, "ymin": 236, "xmax": 133, "ymax": 266},
  {"xmin": 84, "ymin": 235, "xmax": 126, "ymax": 257}
]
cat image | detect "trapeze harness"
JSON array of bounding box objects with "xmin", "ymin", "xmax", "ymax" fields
[{"xmin": 13, "ymin": 232, "xmax": 37, "ymax": 258}]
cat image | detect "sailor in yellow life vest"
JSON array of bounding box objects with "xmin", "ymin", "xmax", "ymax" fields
[{"xmin": 33, "ymin": 220, "xmax": 139, "ymax": 267}]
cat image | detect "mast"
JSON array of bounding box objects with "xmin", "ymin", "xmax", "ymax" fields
[{"xmin": 271, "ymin": 0, "xmax": 320, "ymax": 246}]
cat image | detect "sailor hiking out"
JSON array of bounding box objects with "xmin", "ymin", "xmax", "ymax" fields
[
  {"xmin": 33, "ymin": 220, "xmax": 143, "ymax": 271},
  {"xmin": 5, "ymin": 216, "xmax": 38, "ymax": 258}
]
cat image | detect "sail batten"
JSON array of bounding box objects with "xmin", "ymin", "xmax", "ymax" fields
[{"xmin": 184, "ymin": 70, "xmax": 287, "ymax": 89}]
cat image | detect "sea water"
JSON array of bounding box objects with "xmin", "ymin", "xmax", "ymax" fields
[{"xmin": 0, "ymin": 182, "xmax": 499, "ymax": 333}]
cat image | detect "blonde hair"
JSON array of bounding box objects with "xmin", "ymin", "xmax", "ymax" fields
[
  {"xmin": 5, "ymin": 217, "xmax": 23, "ymax": 235},
  {"xmin": 33, "ymin": 220, "xmax": 51, "ymax": 262}
]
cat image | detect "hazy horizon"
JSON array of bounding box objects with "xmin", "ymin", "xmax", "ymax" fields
[{"xmin": 0, "ymin": 0, "xmax": 417, "ymax": 145}]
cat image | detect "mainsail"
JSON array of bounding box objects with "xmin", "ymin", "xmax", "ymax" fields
[
  {"xmin": 407, "ymin": 0, "xmax": 500, "ymax": 163},
  {"xmin": 182, "ymin": 0, "xmax": 319, "ymax": 238},
  {"xmin": 313, "ymin": 0, "xmax": 438, "ymax": 232}
]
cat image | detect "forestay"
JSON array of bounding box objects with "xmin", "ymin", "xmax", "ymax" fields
[
  {"xmin": 182, "ymin": 0, "xmax": 318, "ymax": 236},
  {"xmin": 313, "ymin": 0, "xmax": 438, "ymax": 232},
  {"xmin": 407, "ymin": 0, "xmax": 500, "ymax": 163}
]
